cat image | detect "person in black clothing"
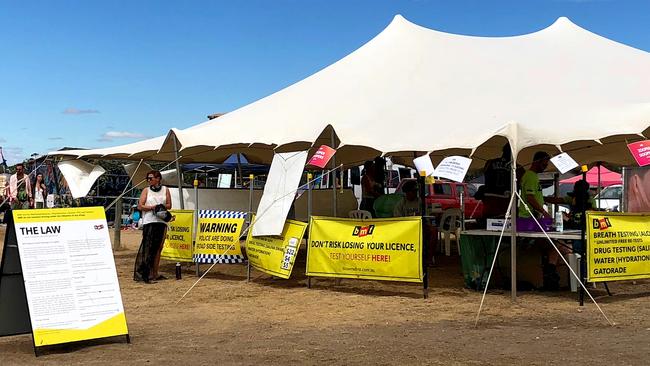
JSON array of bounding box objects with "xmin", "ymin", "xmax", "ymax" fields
[{"xmin": 479, "ymin": 143, "xmax": 512, "ymax": 218}]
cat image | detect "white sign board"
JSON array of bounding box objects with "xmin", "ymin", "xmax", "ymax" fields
[
  {"xmin": 550, "ymin": 152, "xmax": 579, "ymax": 174},
  {"xmin": 12, "ymin": 207, "xmax": 128, "ymax": 346},
  {"xmin": 435, "ymin": 156, "xmax": 472, "ymax": 183},
  {"xmin": 253, "ymin": 151, "xmax": 308, "ymax": 236},
  {"xmin": 58, "ymin": 160, "xmax": 106, "ymax": 198},
  {"xmin": 413, "ymin": 154, "xmax": 436, "ymax": 177}
]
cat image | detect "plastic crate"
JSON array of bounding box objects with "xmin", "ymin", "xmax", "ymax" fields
[{"xmin": 516, "ymin": 217, "xmax": 553, "ymax": 232}]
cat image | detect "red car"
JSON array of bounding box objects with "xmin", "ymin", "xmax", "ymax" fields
[{"xmin": 395, "ymin": 178, "xmax": 484, "ymax": 219}]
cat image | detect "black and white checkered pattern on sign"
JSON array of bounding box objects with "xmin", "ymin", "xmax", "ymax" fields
[
  {"xmin": 193, "ymin": 254, "xmax": 245, "ymax": 264},
  {"xmin": 199, "ymin": 210, "xmax": 247, "ymax": 219}
]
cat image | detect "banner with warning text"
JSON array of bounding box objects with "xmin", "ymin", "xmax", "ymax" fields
[
  {"xmin": 306, "ymin": 216, "xmax": 422, "ymax": 283},
  {"xmin": 194, "ymin": 210, "xmax": 246, "ymax": 264},
  {"xmin": 587, "ymin": 211, "xmax": 650, "ymax": 282},
  {"xmin": 161, "ymin": 210, "xmax": 194, "ymax": 262},
  {"xmin": 246, "ymin": 217, "xmax": 308, "ymax": 279}
]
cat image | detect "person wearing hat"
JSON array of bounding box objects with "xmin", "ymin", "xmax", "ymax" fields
[{"xmin": 134, "ymin": 170, "xmax": 172, "ymax": 284}]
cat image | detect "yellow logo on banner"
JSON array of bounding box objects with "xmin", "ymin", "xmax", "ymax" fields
[
  {"xmin": 246, "ymin": 217, "xmax": 308, "ymax": 279},
  {"xmin": 306, "ymin": 216, "xmax": 422, "ymax": 283},
  {"xmin": 161, "ymin": 210, "xmax": 194, "ymax": 262},
  {"xmin": 195, "ymin": 215, "xmax": 245, "ymax": 258},
  {"xmin": 587, "ymin": 211, "xmax": 650, "ymax": 282}
]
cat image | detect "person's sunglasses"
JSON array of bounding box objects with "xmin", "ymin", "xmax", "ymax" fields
[{"xmin": 146, "ymin": 176, "xmax": 155, "ymax": 181}]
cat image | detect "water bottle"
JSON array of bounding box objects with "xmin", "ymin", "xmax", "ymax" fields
[
  {"xmin": 555, "ymin": 211, "xmax": 563, "ymax": 232},
  {"xmin": 175, "ymin": 262, "xmax": 182, "ymax": 280}
]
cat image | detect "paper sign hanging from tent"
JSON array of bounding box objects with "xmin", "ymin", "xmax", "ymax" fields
[
  {"xmin": 413, "ymin": 154, "xmax": 435, "ymax": 177},
  {"xmin": 123, "ymin": 162, "xmax": 153, "ymax": 188},
  {"xmin": 627, "ymin": 140, "xmax": 650, "ymax": 167},
  {"xmin": 550, "ymin": 152, "xmax": 579, "ymax": 174},
  {"xmin": 434, "ymin": 156, "xmax": 472, "ymax": 182},
  {"xmin": 253, "ymin": 151, "xmax": 308, "ymax": 236},
  {"xmin": 57, "ymin": 160, "xmax": 106, "ymax": 198},
  {"xmin": 307, "ymin": 145, "xmax": 336, "ymax": 168}
]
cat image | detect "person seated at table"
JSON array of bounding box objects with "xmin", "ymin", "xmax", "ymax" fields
[
  {"xmin": 544, "ymin": 179, "xmax": 595, "ymax": 230},
  {"xmin": 392, "ymin": 180, "xmax": 437, "ymax": 265},
  {"xmin": 544, "ymin": 179, "xmax": 595, "ymax": 258},
  {"xmin": 393, "ymin": 180, "xmax": 420, "ymax": 217}
]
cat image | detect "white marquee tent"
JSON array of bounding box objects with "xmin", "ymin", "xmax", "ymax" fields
[
  {"xmin": 51, "ymin": 15, "xmax": 650, "ymax": 299},
  {"xmin": 52, "ymin": 15, "xmax": 650, "ymax": 169}
]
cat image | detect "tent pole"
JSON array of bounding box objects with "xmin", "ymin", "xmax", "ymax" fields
[
  {"xmin": 510, "ymin": 151, "xmax": 518, "ymax": 302},
  {"xmin": 237, "ymin": 153, "xmax": 244, "ymax": 188},
  {"xmin": 331, "ymin": 129, "xmax": 337, "ymax": 217},
  {"xmin": 597, "ymin": 162, "xmax": 602, "ymax": 209},
  {"xmin": 307, "ymin": 172, "xmax": 313, "ymax": 289},
  {"xmin": 173, "ymin": 136, "xmax": 185, "ymax": 210},
  {"xmin": 194, "ymin": 178, "xmax": 200, "ymax": 277},
  {"xmin": 113, "ymin": 197, "xmax": 122, "ymax": 250},
  {"xmin": 247, "ymin": 174, "xmax": 254, "ymax": 282}
]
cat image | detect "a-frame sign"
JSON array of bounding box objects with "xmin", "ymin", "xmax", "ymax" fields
[{"xmin": 0, "ymin": 208, "xmax": 130, "ymax": 356}]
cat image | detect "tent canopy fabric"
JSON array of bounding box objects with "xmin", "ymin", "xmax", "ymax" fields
[
  {"xmin": 51, "ymin": 15, "xmax": 650, "ymax": 169},
  {"xmin": 560, "ymin": 165, "xmax": 622, "ymax": 187}
]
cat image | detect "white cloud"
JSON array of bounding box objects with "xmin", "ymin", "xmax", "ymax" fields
[
  {"xmin": 63, "ymin": 108, "xmax": 100, "ymax": 115},
  {"xmin": 48, "ymin": 137, "xmax": 64, "ymax": 141},
  {"xmin": 98, "ymin": 131, "xmax": 146, "ymax": 142},
  {"xmin": 0, "ymin": 137, "xmax": 5, "ymax": 143}
]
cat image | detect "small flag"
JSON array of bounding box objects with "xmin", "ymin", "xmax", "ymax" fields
[
  {"xmin": 627, "ymin": 140, "xmax": 650, "ymax": 167},
  {"xmin": 307, "ymin": 145, "xmax": 336, "ymax": 168}
]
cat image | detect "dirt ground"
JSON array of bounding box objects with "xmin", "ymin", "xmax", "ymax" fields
[{"xmin": 1, "ymin": 225, "xmax": 650, "ymax": 365}]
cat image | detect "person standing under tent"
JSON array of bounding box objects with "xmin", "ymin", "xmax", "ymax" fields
[
  {"xmin": 134, "ymin": 170, "xmax": 172, "ymax": 284},
  {"xmin": 518, "ymin": 151, "xmax": 552, "ymax": 219},
  {"xmin": 5, "ymin": 163, "xmax": 32, "ymax": 210},
  {"xmin": 32, "ymin": 173, "xmax": 48, "ymax": 209},
  {"xmin": 360, "ymin": 161, "xmax": 382, "ymax": 217},
  {"xmin": 518, "ymin": 151, "xmax": 568, "ymax": 290},
  {"xmin": 480, "ymin": 143, "xmax": 512, "ymax": 219}
]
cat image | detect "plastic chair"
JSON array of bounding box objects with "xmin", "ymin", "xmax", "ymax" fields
[
  {"xmin": 348, "ymin": 210, "xmax": 372, "ymax": 219},
  {"xmin": 439, "ymin": 208, "xmax": 462, "ymax": 256}
]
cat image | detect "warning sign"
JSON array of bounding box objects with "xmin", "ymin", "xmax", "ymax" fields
[
  {"xmin": 193, "ymin": 210, "xmax": 246, "ymax": 263},
  {"xmin": 587, "ymin": 211, "xmax": 650, "ymax": 282},
  {"xmin": 306, "ymin": 216, "xmax": 422, "ymax": 283},
  {"xmin": 161, "ymin": 210, "xmax": 194, "ymax": 262},
  {"xmin": 245, "ymin": 217, "xmax": 308, "ymax": 279}
]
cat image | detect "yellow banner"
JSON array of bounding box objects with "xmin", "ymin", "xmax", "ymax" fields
[
  {"xmin": 193, "ymin": 211, "xmax": 246, "ymax": 263},
  {"xmin": 306, "ymin": 216, "xmax": 423, "ymax": 283},
  {"xmin": 161, "ymin": 210, "xmax": 194, "ymax": 262},
  {"xmin": 246, "ymin": 218, "xmax": 308, "ymax": 279},
  {"xmin": 587, "ymin": 212, "xmax": 650, "ymax": 282},
  {"xmin": 13, "ymin": 206, "xmax": 105, "ymax": 223}
]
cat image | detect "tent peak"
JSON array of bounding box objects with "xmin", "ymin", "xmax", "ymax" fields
[
  {"xmin": 547, "ymin": 16, "xmax": 583, "ymax": 31},
  {"xmin": 390, "ymin": 14, "xmax": 586, "ymax": 40}
]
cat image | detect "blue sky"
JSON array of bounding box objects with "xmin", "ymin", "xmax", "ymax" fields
[{"xmin": 1, "ymin": 0, "xmax": 649, "ymax": 164}]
